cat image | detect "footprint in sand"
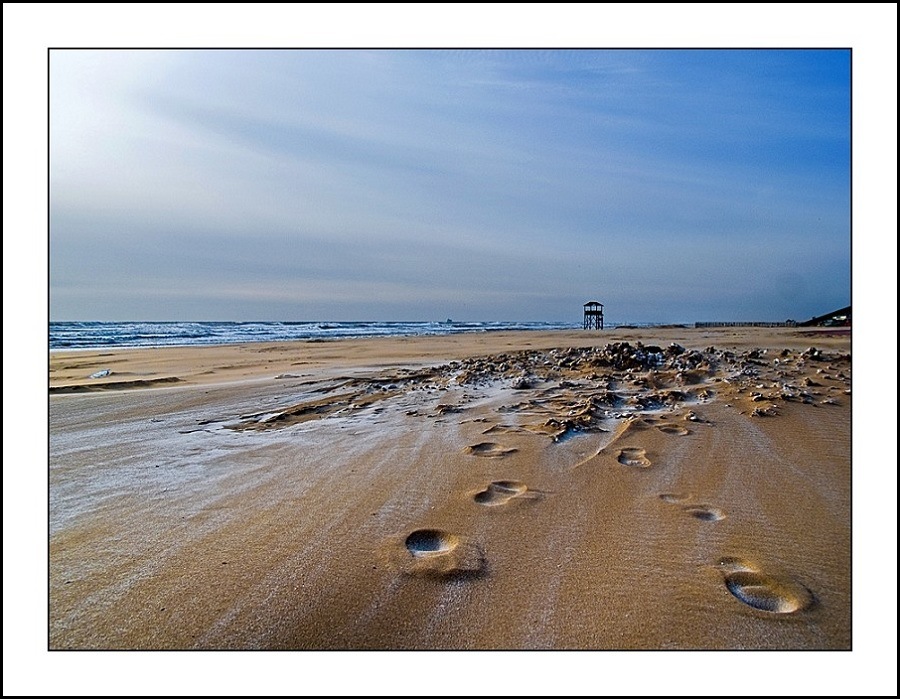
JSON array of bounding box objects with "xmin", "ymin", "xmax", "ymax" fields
[
  {"xmin": 659, "ymin": 494, "xmax": 726, "ymax": 521},
  {"xmin": 473, "ymin": 480, "xmax": 529, "ymax": 506},
  {"xmin": 617, "ymin": 447, "xmax": 651, "ymax": 468},
  {"xmin": 716, "ymin": 557, "xmax": 813, "ymax": 614},
  {"xmin": 683, "ymin": 504, "xmax": 726, "ymax": 521},
  {"xmin": 659, "ymin": 492, "xmax": 692, "ymax": 504},
  {"xmin": 657, "ymin": 424, "xmax": 691, "ymax": 436},
  {"xmin": 465, "ymin": 442, "xmax": 518, "ymax": 458},
  {"xmin": 397, "ymin": 529, "xmax": 487, "ymax": 579},
  {"xmin": 405, "ymin": 529, "xmax": 459, "ymax": 556}
]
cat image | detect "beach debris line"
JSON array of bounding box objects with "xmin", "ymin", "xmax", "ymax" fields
[
  {"xmin": 51, "ymin": 376, "xmax": 183, "ymax": 393},
  {"xmin": 220, "ymin": 342, "xmax": 849, "ymax": 435}
]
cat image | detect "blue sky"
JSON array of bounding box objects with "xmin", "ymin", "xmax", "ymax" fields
[{"xmin": 50, "ymin": 49, "xmax": 850, "ymax": 323}]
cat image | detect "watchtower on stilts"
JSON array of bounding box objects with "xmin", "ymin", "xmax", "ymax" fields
[{"xmin": 583, "ymin": 301, "xmax": 604, "ymax": 330}]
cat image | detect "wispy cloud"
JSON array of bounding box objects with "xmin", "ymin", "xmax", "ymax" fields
[{"xmin": 50, "ymin": 49, "xmax": 850, "ymax": 322}]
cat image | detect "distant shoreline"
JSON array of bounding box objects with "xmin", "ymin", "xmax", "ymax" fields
[
  {"xmin": 49, "ymin": 325, "xmax": 850, "ymax": 392},
  {"xmin": 48, "ymin": 319, "xmax": 834, "ymax": 352}
]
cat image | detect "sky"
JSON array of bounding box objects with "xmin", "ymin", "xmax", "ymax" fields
[{"xmin": 49, "ymin": 48, "xmax": 851, "ymax": 324}]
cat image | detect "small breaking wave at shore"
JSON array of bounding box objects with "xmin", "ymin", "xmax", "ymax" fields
[{"xmin": 50, "ymin": 320, "xmax": 665, "ymax": 350}]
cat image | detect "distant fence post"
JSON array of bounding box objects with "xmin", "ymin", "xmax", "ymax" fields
[{"xmin": 694, "ymin": 321, "xmax": 797, "ymax": 328}]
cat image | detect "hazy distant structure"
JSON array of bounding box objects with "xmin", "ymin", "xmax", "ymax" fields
[
  {"xmin": 583, "ymin": 301, "xmax": 604, "ymax": 330},
  {"xmin": 798, "ymin": 305, "xmax": 851, "ymax": 327}
]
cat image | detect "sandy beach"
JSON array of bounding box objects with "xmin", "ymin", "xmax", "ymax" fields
[{"xmin": 49, "ymin": 327, "xmax": 851, "ymax": 650}]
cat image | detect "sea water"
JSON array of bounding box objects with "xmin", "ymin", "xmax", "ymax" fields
[{"xmin": 49, "ymin": 320, "xmax": 600, "ymax": 350}]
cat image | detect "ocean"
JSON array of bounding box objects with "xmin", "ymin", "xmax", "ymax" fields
[{"xmin": 49, "ymin": 320, "xmax": 593, "ymax": 350}]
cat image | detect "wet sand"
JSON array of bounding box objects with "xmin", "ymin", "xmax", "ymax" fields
[{"xmin": 49, "ymin": 327, "xmax": 852, "ymax": 650}]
